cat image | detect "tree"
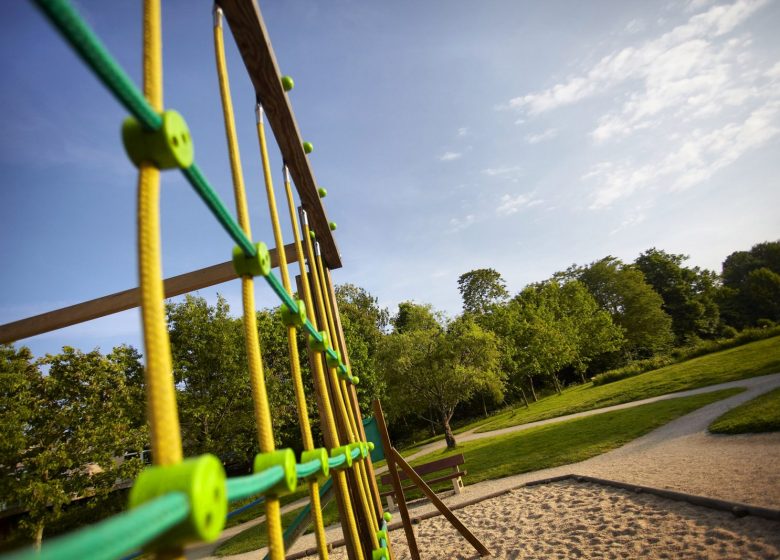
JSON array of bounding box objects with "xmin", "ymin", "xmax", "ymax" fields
[
  {"xmin": 635, "ymin": 248, "xmax": 720, "ymax": 342},
  {"xmin": 571, "ymin": 257, "xmax": 674, "ymax": 358},
  {"xmin": 335, "ymin": 284, "xmax": 389, "ymax": 412},
  {"xmin": 457, "ymin": 269, "xmax": 509, "ymax": 315},
  {"xmin": 380, "ymin": 313, "xmax": 503, "ymax": 447},
  {"xmin": 720, "ymin": 241, "xmax": 780, "ymax": 327},
  {"xmin": 392, "ymin": 301, "xmax": 442, "ymax": 334},
  {"xmin": 0, "ymin": 346, "xmax": 146, "ymax": 548}
]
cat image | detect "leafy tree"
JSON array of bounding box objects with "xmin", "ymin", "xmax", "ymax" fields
[
  {"xmin": 457, "ymin": 268, "xmax": 509, "ymax": 315},
  {"xmin": 570, "ymin": 257, "xmax": 674, "ymax": 358},
  {"xmin": 635, "ymin": 248, "xmax": 720, "ymax": 342},
  {"xmin": 392, "ymin": 301, "xmax": 442, "ymax": 334},
  {"xmin": 0, "ymin": 346, "xmax": 146, "ymax": 548},
  {"xmin": 380, "ymin": 313, "xmax": 503, "ymax": 447},
  {"xmin": 335, "ymin": 284, "xmax": 389, "ymax": 412},
  {"xmin": 720, "ymin": 241, "xmax": 780, "ymax": 327}
]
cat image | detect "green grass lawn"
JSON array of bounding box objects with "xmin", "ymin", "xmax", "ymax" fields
[
  {"xmin": 384, "ymin": 388, "xmax": 743, "ymax": 502},
  {"xmin": 472, "ymin": 336, "xmax": 779, "ymax": 433},
  {"xmin": 709, "ymin": 387, "xmax": 780, "ymax": 434},
  {"xmin": 216, "ymin": 495, "xmax": 340, "ymax": 556}
]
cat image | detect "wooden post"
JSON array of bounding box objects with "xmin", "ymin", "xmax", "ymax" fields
[{"xmin": 373, "ymin": 400, "xmax": 420, "ymax": 560}]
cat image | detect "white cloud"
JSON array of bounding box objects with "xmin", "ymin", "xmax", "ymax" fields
[
  {"xmin": 496, "ymin": 193, "xmax": 542, "ymax": 216},
  {"xmin": 457, "ymin": 127, "xmax": 469, "ymax": 137},
  {"xmin": 525, "ymin": 128, "xmax": 558, "ymax": 144},
  {"xmin": 482, "ymin": 165, "xmax": 523, "ymax": 177},
  {"xmin": 439, "ymin": 151, "xmax": 462, "ymax": 161},
  {"xmin": 447, "ymin": 214, "xmax": 475, "ymax": 232}
]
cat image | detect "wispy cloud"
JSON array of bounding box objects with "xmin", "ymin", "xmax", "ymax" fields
[
  {"xmin": 496, "ymin": 193, "xmax": 542, "ymax": 216},
  {"xmin": 439, "ymin": 151, "xmax": 462, "ymax": 161},
  {"xmin": 457, "ymin": 127, "xmax": 469, "ymax": 137},
  {"xmin": 447, "ymin": 214, "xmax": 475, "ymax": 232},
  {"xmin": 525, "ymin": 128, "xmax": 558, "ymax": 144},
  {"xmin": 482, "ymin": 165, "xmax": 523, "ymax": 178}
]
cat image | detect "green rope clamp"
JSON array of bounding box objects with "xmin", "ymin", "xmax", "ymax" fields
[
  {"xmin": 301, "ymin": 448, "xmax": 330, "ymax": 482},
  {"xmin": 122, "ymin": 110, "xmax": 194, "ymax": 169},
  {"xmin": 303, "ymin": 141, "xmax": 314, "ymax": 154},
  {"xmin": 376, "ymin": 528, "xmax": 388, "ymax": 542},
  {"xmin": 351, "ymin": 375, "xmax": 360, "ymax": 385},
  {"xmin": 329, "ymin": 222, "xmax": 337, "ymax": 231},
  {"xmin": 330, "ymin": 445, "xmax": 352, "ymax": 470},
  {"xmin": 253, "ymin": 449, "xmax": 297, "ymax": 497},
  {"xmin": 281, "ymin": 75, "xmax": 294, "ymax": 92},
  {"xmin": 318, "ymin": 187, "xmax": 327, "ymax": 198},
  {"xmin": 232, "ymin": 242, "xmax": 271, "ymax": 278},
  {"xmin": 308, "ymin": 330, "xmax": 329, "ymax": 352},
  {"xmin": 337, "ymin": 363, "xmax": 350, "ymax": 379},
  {"xmin": 326, "ymin": 349, "xmax": 341, "ymax": 369},
  {"xmin": 280, "ymin": 299, "xmax": 307, "ymax": 328},
  {"xmin": 349, "ymin": 442, "xmax": 364, "ymax": 463},
  {"xmin": 309, "ymin": 230, "xmax": 316, "ymax": 240},
  {"xmin": 368, "ymin": 441, "xmax": 375, "ymax": 452},
  {"xmin": 383, "ymin": 511, "xmax": 393, "ymax": 523},
  {"xmin": 372, "ymin": 547, "xmax": 389, "ymax": 560},
  {"xmin": 128, "ymin": 454, "xmax": 227, "ymax": 545}
]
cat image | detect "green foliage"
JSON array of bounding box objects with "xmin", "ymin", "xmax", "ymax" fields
[
  {"xmin": 0, "ymin": 346, "xmax": 147, "ymax": 547},
  {"xmin": 635, "ymin": 248, "xmax": 720, "ymax": 342},
  {"xmin": 457, "ymin": 268, "xmax": 509, "ymax": 315},
  {"xmin": 391, "ymin": 301, "xmax": 442, "ymax": 334},
  {"xmin": 380, "ymin": 312, "xmax": 503, "ymax": 447},
  {"xmin": 572, "ymin": 257, "xmax": 674, "ymax": 358},
  {"xmin": 411, "ymin": 389, "xmax": 741, "ymax": 485},
  {"xmin": 474, "ymin": 335, "xmax": 780, "ymax": 432},
  {"xmin": 709, "ymin": 387, "xmax": 780, "ymax": 434},
  {"xmin": 719, "ymin": 240, "xmax": 780, "ymax": 328}
]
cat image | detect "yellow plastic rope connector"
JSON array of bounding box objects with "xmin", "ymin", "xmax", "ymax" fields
[
  {"xmin": 213, "ymin": 8, "xmax": 283, "ymax": 559},
  {"xmin": 255, "ymin": 104, "xmax": 329, "ymax": 559}
]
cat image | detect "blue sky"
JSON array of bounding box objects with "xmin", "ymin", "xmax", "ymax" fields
[{"xmin": 1, "ymin": 0, "xmax": 779, "ymax": 359}]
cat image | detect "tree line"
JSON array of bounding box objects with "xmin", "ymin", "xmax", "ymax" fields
[{"xmin": 1, "ymin": 240, "xmax": 778, "ymax": 548}]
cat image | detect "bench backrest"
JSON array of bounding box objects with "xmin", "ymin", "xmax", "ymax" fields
[{"xmin": 380, "ymin": 453, "xmax": 465, "ymax": 486}]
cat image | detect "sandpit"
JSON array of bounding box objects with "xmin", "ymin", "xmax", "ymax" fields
[{"xmin": 301, "ymin": 480, "xmax": 780, "ymax": 560}]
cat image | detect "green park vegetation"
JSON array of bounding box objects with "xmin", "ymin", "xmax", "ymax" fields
[
  {"xmin": 3, "ymin": 240, "xmax": 779, "ymax": 552},
  {"xmin": 708, "ymin": 387, "xmax": 780, "ymax": 434}
]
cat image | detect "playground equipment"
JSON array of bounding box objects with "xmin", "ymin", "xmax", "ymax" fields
[{"xmin": 1, "ymin": 1, "xmax": 489, "ymax": 559}]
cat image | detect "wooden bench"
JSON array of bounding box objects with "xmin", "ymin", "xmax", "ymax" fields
[{"xmin": 379, "ymin": 454, "xmax": 467, "ymax": 511}]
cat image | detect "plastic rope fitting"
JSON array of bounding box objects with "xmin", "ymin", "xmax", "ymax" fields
[
  {"xmin": 348, "ymin": 443, "xmax": 363, "ymax": 462},
  {"xmin": 372, "ymin": 547, "xmax": 389, "ymax": 560},
  {"xmin": 128, "ymin": 454, "xmax": 227, "ymax": 545},
  {"xmin": 308, "ymin": 330, "xmax": 329, "ymax": 352},
  {"xmin": 300, "ymin": 448, "xmax": 330, "ymax": 482},
  {"xmin": 329, "ymin": 222, "xmax": 337, "ymax": 231},
  {"xmin": 303, "ymin": 141, "xmax": 314, "ymax": 154},
  {"xmin": 325, "ymin": 349, "xmax": 341, "ymax": 369},
  {"xmin": 368, "ymin": 441, "xmax": 375, "ymax": 452},
  {"xmin": 318, "ymin": 187, "xmax": 327, "ymax": 198},
  {"xmin": 383, "ymin": 511, "xmax": 393, "ymax": 523},
  {"xmin": 329, "ymin": 445, "xmax": 352, "ymax": 470},
  {"xmin": 376, "ymin": 528, "xmax": 388, "ymax": 543},
  {"xmin": 253, "ymin": 449, "xmax": 298, "ymax": 497},
  {"xmin": 232, "ymin": 242, "xmax": 271, "ymax": 278},
  {"xmin": 281, "ymin": 75, "xmax": 294, "ymax": 91},
  {"xmin": 280, "ymin": 299, "xmax": 307, "ymax": 328},
  {"xmin": 122, "ymin": 110, "xmax": 194, "ymax": 169}
]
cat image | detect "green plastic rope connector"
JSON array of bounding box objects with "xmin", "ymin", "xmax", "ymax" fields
[
  {"xmin": 325, "ymin": 349, "xmax": 341, "ymax": 369},
  {"xmin": 122, "ymin": 110, "xmax": 194, "ymax": 169},
  {"xmin": 281, "ymin": 75, "xmax": 294, "ymax": 92},
  {"xmin": 372, "ymin": 547, "xmax": 389, "ymax": 560},
  {"xmin": 376, "ymin": 528, "xmax": 387, "ymax": 542},
  {"xmin": 330, "ymin": 445, "xmax": 352, "ymax": 470},
  {"xmin": 280, "ymin": 299, "xmax": 307, "ymax": 328},
  {"xmin": 383, "ymin": 511, "xmax": 392, "ymax": 523},
  {"xmin": 300, "ymin": 448, "xmax": 330, "ymax": 482},
  {"xmin": 232, "ymin": 242, "xmax": 271, "ymax": 278},
  {"xmin": 129, "ymin": 454, "xmax": 227, "ymax": 545},
  {"xmin": 351, "ymin": 376, "xmax": 360, "ymax": 385},
  {"xmin": 329, "ymin": 222, "xmax": 337, "ymax": 231},
  {"xmin": 349, "ymin": 443, "xmax": 363, "ymax": 462},
  {"xmin": 308, "ymin": 330, "xmax": 329, "ymax": 352},
  {"xmin": 253, "ymin": 449, "xmax": 297, "ymax": 497},
  {"xmin": 303, "ymin": 141, "xmax": 314, "ymax": 154},
  {"xmin": 309, "ymin": 230, "xmax": 316, "ymax": 240},
  {"xmin": 368, "ymin": 441, "xmax": 375, "ymax": 452},
  {"xmin": 318, "ymin": 187, "xmax": 327, "ymax": 198}
]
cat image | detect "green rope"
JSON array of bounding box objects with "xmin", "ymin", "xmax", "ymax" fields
[
  {"xmin": 225, "ymin": 466, "xmax": 286, "ymax": 502},
  {"xmin": 294, "ymin": 459, "xmax": 322, "ymax": 480},
  {"xmin": 327, "ymin": 454, "xmax": 346, "ymax": 470},
  {"xmin": 3, "ymin": 492, "xmax": 189, "ymax": 560},
  {"xmin": 33, "ymin": 0, "xmax": 161, "ymax": 131}
]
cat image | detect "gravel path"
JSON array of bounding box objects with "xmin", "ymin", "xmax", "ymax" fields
[{"xmin": 196, "ymin": 372, "xmax": 780, "ymax": 559}]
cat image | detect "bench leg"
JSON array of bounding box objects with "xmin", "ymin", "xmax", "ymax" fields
[
  {"xmin": 452, "ymin": 476, "xmax": 463, "ymax": 495},
  {"xmin": 386, "ymin": 494, "xmax": 396, "ymax": 511}
]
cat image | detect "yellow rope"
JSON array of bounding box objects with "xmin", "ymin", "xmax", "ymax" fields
[
  {"xmin": 213, "ymin": 10, "xmax": 283, "ymax": 559},
  {"xmin": 254, "ymin": 106, "xmax": 329, "ymax": 559}
]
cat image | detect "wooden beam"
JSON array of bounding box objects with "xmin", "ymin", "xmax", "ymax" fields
[
  {"xmin": 217, "ymin": 0, "xmax": 342, "ymax": 269},
  {"xmin": 0, "ymin": 243, "xmax": 297, "ymax": 344}
]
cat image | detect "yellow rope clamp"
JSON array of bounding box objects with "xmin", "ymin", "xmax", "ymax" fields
[
  {"xmin": 255, "ymin": 104, "xmax": 329, "ymax": 559},
  {"xmin": 212, "ymin": 8, "xmax": 283, "ymax": 559}
]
